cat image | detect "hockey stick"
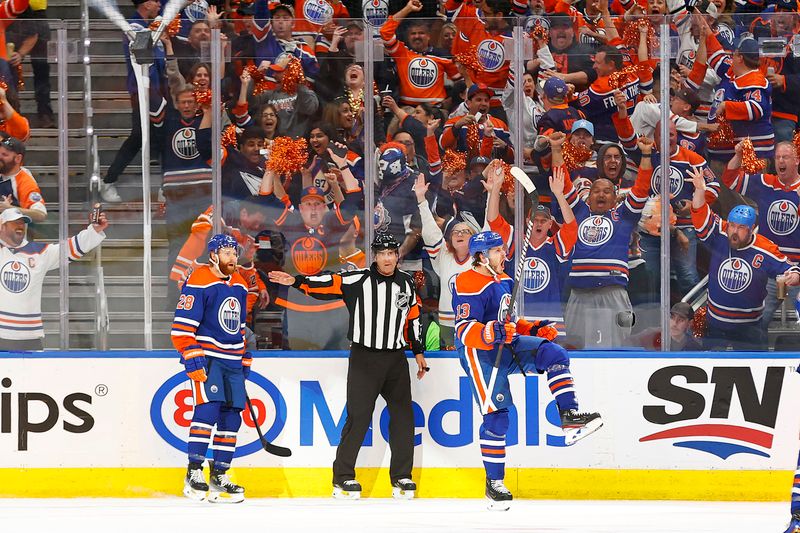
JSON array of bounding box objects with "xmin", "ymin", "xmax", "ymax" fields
[
  {"xmin": 480, "ymin": 167, "xmax": 538, "ymax": 414},
  {"xmin": 246, "ymin": 395, "xmax": 292, "ymax": 457}
]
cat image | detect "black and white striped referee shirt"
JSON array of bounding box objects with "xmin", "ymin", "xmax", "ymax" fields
[{"xmin": 292, "ymin": 264, "xmax": 424, "ymax": 354}]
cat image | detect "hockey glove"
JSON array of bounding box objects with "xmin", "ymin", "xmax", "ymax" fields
[
  {"xmin": 483, "ymin": 320, "xmax": 516, "ymax": 346},
  {"xmin": 517, "ymin": 319, "xmax": 558, "ymax": 341},
  {"xmin": 183, "ymin": 347, "xmax": 207, "ymax": 382},
  {"xmin": 242, "ymin": 352, "xmax": 253, "ymax": 380}
]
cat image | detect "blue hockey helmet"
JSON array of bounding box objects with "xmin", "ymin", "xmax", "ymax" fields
[
  {"xmin": 207, "ymin": 233, "xmax": 239, "ymax": 255},
  {"xmin": 728, "ymin": 204, "xmax": 756, "ymax": 228},
  {"xmin": 468, "ymin": 231, "xmax": 504, "ymax": 257}
]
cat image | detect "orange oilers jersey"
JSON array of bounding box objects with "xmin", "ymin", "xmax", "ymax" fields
[
  {"xmin": 292, "ymin": 0, "xmax": 350, "ymax": 40},
  {"xmin": 380, "ymin": 15, "xmax": 460, "ymax": 105},
  {"xmin": 448, "ymin": 0, "xmax": 512, "ymax": 101},
  {"xmin": 0, "ymin": 167, "xmax": 46, "ymax": 217}
]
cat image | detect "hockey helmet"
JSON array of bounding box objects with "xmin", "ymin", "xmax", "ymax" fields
[
  {"xmin": 728, "ymin": 204, "xmax": 756, "ymax": 228},
  {"xmin": 207, "ymin": 233, "xmax": 239, "ymax": 255},
  {"xmin": 371, "ymin": 232, "xmax": 401, "ymax": 251},
  {"xmin": 378, "ymin": 145, "xmax": 409, "ymax": 183},
  {"xmin": 469, "ymin": 231, "xmax": 504, "ymax": 257}
]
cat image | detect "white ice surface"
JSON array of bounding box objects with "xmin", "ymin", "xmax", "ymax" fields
[{"xmin": 0, "ymin": 498, "xmax": 788, "ymax": 533}]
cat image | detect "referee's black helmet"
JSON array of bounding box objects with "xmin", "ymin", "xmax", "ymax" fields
[{"xmin": 371, "ymin": 232, "xmax": 401, "ymax": 251}]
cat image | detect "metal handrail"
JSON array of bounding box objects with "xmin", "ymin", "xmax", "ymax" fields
[{"xmin": 81, "ymin": 2, "xmax": 110, "ymax": 349}]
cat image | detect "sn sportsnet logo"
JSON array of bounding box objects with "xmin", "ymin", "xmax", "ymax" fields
[
  {"xmin": 651, "ymin": 165, "xmax": 684, "ymax": 198},
  {"xmin": 640, "ymin": 366, "xmax": 785, "ymax": 459},
  {"xmin": 362, "ymin": 0, "xmax": 388, "ymax": 26},
  {"xmin": 218, "ymin": 297, "xmax": 241, "ymax": 334},
  {"xmin": 522, "ymin": 257, "xmax": 550, "ymax": 294},
  {"xmin": 1, "ymin": 261, "xmax": 30, "ymax": 293},
  {"xmin": 303, "ymin": 0, "xmax": 333, "ymax": 25},
  {"xmin": 477, "ymin": 40, "xmax": 504, "ymax": 72},
  {"xmin": 172, "ymin": 128, "xmax": 198, "ymax": 160},
  {"xmin": 151, "ymin": 371, "xmax": 286, "ymax": 458},
  {"xmin": 408, "ymin": 58, "xmax": 438, "ymax": 89},
  {"xmin": 718, "ymin": 257, "xmax": 752, "ymax": 294},
  {"xmin": 578, "ymin": 216, "xmax": 613, "ymax": 247},
  {"xmin": 767, "ymin": 199, "xmax": 799, "ymax": 236}
]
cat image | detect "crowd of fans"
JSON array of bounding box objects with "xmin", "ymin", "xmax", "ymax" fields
[{"xmin": 7, "ymin": 0, "xmax": 800, "ymax": 351}]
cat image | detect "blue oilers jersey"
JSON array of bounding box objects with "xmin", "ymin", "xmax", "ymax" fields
[
  {"xmin": 452, "ymin": 268, "xmax": 515, "ymax": 354},
  {"xmin": 693, "ymin": 204, "xmax": 799, "ymax": 329},
  {"xmin": 171, "ymin": 265, "xmax": 249, "ymax": 365}
]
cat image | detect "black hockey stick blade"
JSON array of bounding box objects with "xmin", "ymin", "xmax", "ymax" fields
[{"xmin": 246, "ymin": 396, "xmax": 292, "ymax": 457}]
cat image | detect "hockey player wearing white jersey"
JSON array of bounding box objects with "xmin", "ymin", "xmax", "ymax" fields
[{"xmin": 0, "ymin": 207, "xmax": 107, "ymax": 350}]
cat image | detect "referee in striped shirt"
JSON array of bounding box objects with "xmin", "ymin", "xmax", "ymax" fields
[{"xmin": 268, "ymin": 232, "xmax": 428, "ymax": 500}]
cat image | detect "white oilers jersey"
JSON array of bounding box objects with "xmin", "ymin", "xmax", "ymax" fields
[{"xmin": 0, "ymin": 227, "xmax": 105, "ymax": 341}]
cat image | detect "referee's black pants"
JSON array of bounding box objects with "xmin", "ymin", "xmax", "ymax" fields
[{"xmin": 333, "ymin": 343, "xmax": 414, "ymax": 485}]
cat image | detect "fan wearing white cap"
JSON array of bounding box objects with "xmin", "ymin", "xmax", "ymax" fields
[{"xmin": 0, "ymin": 207, "xmax": 108, "ymax": 350}]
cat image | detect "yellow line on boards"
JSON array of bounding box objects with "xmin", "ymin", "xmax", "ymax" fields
[{"xmin": 0, "ymin": 468, "xmax": 793, "ymax": 501}]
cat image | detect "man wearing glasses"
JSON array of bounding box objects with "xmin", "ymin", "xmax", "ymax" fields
[{"xmin": 0, "ymin": 136, "xmax": 45, "ymax": 223}]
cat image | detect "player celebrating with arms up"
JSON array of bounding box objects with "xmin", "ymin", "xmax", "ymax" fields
[
  {"xmin": 452, "ymin": 230, "xmax": 602, "ymax": 510},
  {"xmin": 171, "ymin": 234, "xmax": 251, "ymax": 503}
]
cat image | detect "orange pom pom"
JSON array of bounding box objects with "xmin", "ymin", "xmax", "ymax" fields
[
  {"xmin": 246, "ymin": 65, "xmax": 270, "ymax": 96},
  {"xmin": 193, "ymin": 88, "xmax": 211, "ymax": 106},
  {"xmin": 530, "ymin": 25, "xmax": 549, "ymax": 43},
  {"xmin": 740, "ymin": 137, "xmax": 767, "ymax": 174},
  {"xmin": 221, "ymin": 124, "xmax": 238, "ymax": 149},
  {"xmin": 466, "ymin": 123, "xmax": 479, "ymax": 156},
  {"xmin": 792, "ymin": 130, "xmax": 800, "ymax": 159},
  {"xmin": 442, "ymin": 149, "xmax": 467, "ymax": 175},
  {"xmin": 266, "ymin": 137, "xmax": 308, "ymax": 177},
  {"xmin": 692, "ymin": 306, "xmax": 707, "ymax": 339},
  {"xmin": 608, "ymin": 65, "xmax": 638, "ymax": 90},
  {"xmin": 167, "ymin": 18, "xmax": 181, "ymax": 38},
  {"xmin": 454, "ymin": 45, "xmax": 482, "ymax": 73},
  {"xmin": 499, "ymin": 162, "xmax": 515, "ymax": 194},
  {"xmin": 562, "ymin": 138, "xmax": 592, "ymax": 171},
  {"xmin": 622, "ymin": 18, "xmax": 656, "ymax": 51},
  {"xmin": 281, "ymin": 57, "xmax": 306, "ymax": 95},
  {"xmin": 707, "ymin": 117, "xmax": 734, "ymax": 148}
]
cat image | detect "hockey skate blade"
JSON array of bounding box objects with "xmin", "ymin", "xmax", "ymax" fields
[
  {"xmin": 207, "ymin": 491, "xmax": 244, "ymax": 504},
  {"xmin": 332, "ymin": 487, "xmax": 361, "ymax": 500},
  {"xmin": 392, "ymin": 487, "xmax": 415, "ymax": 500},
  {"xmin": 182, "ymin": 485, "xmax": 207, "ymax": 502},
  {"xmin": 486, "ymin": 498, "xmax": 511, "ymax": 511},
  {"xmin": 563, "ymin": 417, "xmax": 604, "ymax": 446}
]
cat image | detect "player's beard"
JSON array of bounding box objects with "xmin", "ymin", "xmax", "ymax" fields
[{"xmin": 219, "ymin": 261, "xmax": 237, "ymax": 276}]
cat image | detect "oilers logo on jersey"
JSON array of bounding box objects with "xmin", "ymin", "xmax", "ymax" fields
[
  {"xmin": 651, "ymin": 165, "xmax": 684, "ymax": 198},
  {"xmin": 172, "ymin": 128, "xmax": 198, "ymax": 160},
  {"xmin": 218, "ymin": 297, "xmax": 242, "ymax": 334},
  {"xmin": 291, "ymin": 236, "xmax": 328, "ymax": 276},
  {"xmin": 767, "ymin": 200, "xmax": 799, "ymax": 236},
  {"xmin": 578, "ymin": 216, "xmax": 613, "ymax": 247},
  {"xmin": 408, "ymin": 58, "xmax": 438, "ymax": 89},
  {"xmin": 362, "ymin": 0, "xmax": 388, "ymax": 27},
  {"xmin": 1, "ymin": 260, "xmax": 30, "ymax": 293},
  {"xmin": 477, "ymin": 40, "xmax": 504, "ymax": 72},
  {"xmin": 497, "ymin": 293, "xmax": 515, "ymax": 322},
  {"xmin": 522, "ymin": 257, "xmax": 550, "ymax": 294},
  {"xmin": 303, "ymin": 0, "xmax": 333, "ymax": 25},
  {"xmin": 718, "ymin": 258, "xmax": 752, "ymax": 294}
]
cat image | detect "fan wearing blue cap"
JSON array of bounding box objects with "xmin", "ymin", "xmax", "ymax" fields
[
  {"xmin": 535, "ymin": 77, "xmax": 587, "ymax": 140},
  {"xmin": 689, "ymin": 168, "xmax": 800, "ymax": 350}
]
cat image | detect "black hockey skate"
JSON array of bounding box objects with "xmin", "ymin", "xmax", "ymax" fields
[
  {"xmin": 208, "ymin": 470, "xmax": 245, "ymax": 503},
  {"xmin": 333, "ymin": 479, "xmax": 362, "ymax": 500},
  {"xmin": 485, "ymin": 478, "xmax": 512, "ymax": 511},
  {"xmin": 784, "ymin": 512, "xmax": 800, "ymax": 533},
  {"xmin": 392, "ymin": 478, "xmax": 416, "ymax": 500},
  {"xmin": 183, "ymin": 463, "xmax": 209, "ymax": 501},
  {"xmin": 560, "ymin": 409, "xmax": 603, "ymax": 446}
]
